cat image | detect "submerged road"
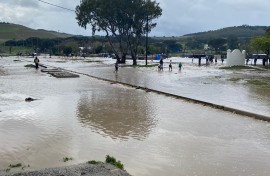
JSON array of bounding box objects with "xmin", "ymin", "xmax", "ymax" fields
[
  {"xmin": 42, "ymin": 57, "xmax": 270, "ymax": 120},
  {"xmin": 1, "ymin": 56, "xmax": 270, "ymax": 176}
]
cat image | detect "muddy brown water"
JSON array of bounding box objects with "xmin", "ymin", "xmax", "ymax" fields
[{"xmin": 1, "ymin": 57, "xmax": 270, "ymax": 176}]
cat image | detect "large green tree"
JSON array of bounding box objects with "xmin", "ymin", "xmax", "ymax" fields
[
  {"xmin": 76, "ymin": 0, "xmax": 162, "ymax": 65},
  {"xmin": 251, "ymin": 37, "xmax": 270, "ymax": 66},
  {"xmin": 250, "ymin": 28, "xmax": 270, "ymax": 66}
]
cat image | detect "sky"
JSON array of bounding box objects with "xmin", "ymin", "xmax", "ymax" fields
[{"xmin": 0, "ymin": 0, "xmax": 269, "ymax": 37}]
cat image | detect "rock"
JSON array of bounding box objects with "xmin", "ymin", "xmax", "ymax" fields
[{"xmin": 25, "ymin": 97, "xmax": 37, "ymax": 102}]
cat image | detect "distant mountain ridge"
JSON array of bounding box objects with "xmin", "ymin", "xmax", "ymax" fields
[
  {"xmin": 183, "ymin": 25, "xmax": 268, "ymax": 39},
  {"xmin": 0, "ymin": 22, "xmax": 72, "ymax": 43},
  {"xmin": 0, "ymin": 22, "xmax": 268, "ymax": 43}
]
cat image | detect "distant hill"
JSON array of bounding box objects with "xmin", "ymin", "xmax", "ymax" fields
[
  {"xmin": 0, "ymin": 22, "xmax": 72, "ymax": 43},
  {"xmin": 0, "ymin": 22, "xmax": 268, "ymax": 48},
  {"xmin": 182, "ymin": 25, "xmax": 268, "ymax": 40}
]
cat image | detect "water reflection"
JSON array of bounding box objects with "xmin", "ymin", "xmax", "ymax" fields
[{"xmin": 76, "ymin": 86, "xmax": 157, "ymax": 141}]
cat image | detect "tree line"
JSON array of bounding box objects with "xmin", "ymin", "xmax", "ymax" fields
[{"xmin": 2, "ymin": 36, "xmax": 183, "ymax": 57}]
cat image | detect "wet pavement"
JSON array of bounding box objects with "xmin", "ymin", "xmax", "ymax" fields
[{"xmin": 0, "ymin": 56, "xmax": 270, "ymax": 176}]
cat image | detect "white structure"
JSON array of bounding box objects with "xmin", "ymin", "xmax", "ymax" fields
[{"xmin": 226, "ymin": 49, "xmax": 246, "ymax": 66}]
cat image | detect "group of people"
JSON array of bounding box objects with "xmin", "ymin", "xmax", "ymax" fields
[
  {"xmin": 114, "ymin": 59, "xmax": 183, "ymax": 73},
  {"xmin": 158, "ymin": 59, "xmax": 182, "ymax": 71}
]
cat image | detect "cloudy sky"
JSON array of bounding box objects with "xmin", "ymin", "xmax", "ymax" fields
[{"xmin": 0, "ymin": 0, "xmax": 269, "ymax": 36}]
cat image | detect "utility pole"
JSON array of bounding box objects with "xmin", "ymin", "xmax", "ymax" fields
[
  {"xmin": 58, "ymin": 30, "xmax": 60, "ymax": 57},
  {"xmin": 145, "ymin": 14, "xmax": 149, "ymax": 65}
]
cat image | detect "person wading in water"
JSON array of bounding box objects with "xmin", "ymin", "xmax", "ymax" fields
[{"xmin": 34, "ymin": 56, "xmax": 39, "ymax": 69}]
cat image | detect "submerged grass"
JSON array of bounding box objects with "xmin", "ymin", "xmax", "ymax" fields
[
  {"xmin": 220, "ymin": 65, "xmax": 254, "ymax": 70},
  {"xmin": 83, "ymin": 60, "xmax": 102, "ymax": 63},
  {"xmin": 227, "ymin": 77, "xmax": 242, "ymax": 82},
  {"xmin": 247, "ymin": 80, "xmax": 270, "ymax": 87},
  {"xmin": 24, "ymin": 64, "xmax": 34, "ymax": 68},
  {"xmin": 87, "ymin": 160, "xmax": 102, "ymax": 165},
  {"xmin": 63, "ymin": 157, "xmax": 73, "ymax": 162},
  {"xmin": 9, "ymin": 163, "xmax": 22, "ymax": 168},
  {"xmin": 258, "ymin": 65, "xmax": 270, "ymax": 70},
  {"xmin": 122, "ymin": 64, "xmax": 158, "ymax": 68},
  {"xmin": 6, "ymin": 163, "xmax": 30, "ymax": 172}
]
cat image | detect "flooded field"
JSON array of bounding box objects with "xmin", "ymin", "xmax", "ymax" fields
[{"xmin": 1, "ymin": 56, "xmax": 270, "ymax": 176}]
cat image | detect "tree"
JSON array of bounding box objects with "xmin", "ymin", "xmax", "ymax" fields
[
  {"xmin": 227, "ymin": 36, "xmax": 239, "ymax": 49},
  {"xmin": 185, "ymin": 38, "xmax": 204, "ymax": 50},
  {"xmin": 76, "ymin": 0, "xmax": 162, "ymax": 65},
  {"xmin": 251, "ymin": 37, "xmax": 270, "ymax": 66},
  {"xmin": 162, "ymin": 40, "xmax": 182, "ymax": 53},
  {"xmin": 63, "ymin": 46, "xmax": 72, "ymax": 56},
  {"xmin": 208, "ymin": 38, "xmax": 227, "ymax": 53},
  {"xmin": 265, "ymin": 27, "xmax": 270, "ymax": 37}
]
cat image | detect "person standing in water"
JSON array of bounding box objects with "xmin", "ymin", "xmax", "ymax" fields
[
  {"xmin": 115, "ymin": 61, "xmax": 119, "ymax": 72},
  {"xmin": 34, "ymin": 56, "xmax": 39, "ymax": 69},
  {"xmin": 169, "ymin": 60, "xmax": 172, "ymax": 71},
  {"xmin": 178, "ymin": 62, "xmax": 182, "ymax": 71},
  {"xmin": 159, "ymin": 58, "xmax": 164, "ymax": 71}
]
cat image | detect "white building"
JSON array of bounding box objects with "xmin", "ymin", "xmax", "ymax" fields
[{"xmin": 226, "ymin": 49, "xmax": 246, "ymax": 66}]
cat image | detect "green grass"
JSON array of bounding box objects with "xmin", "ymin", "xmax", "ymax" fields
[
  {"xmin": 0, "ymin": 23, "xmax": 71, "ymax": 41},
  {"xmin": 9, "ymin": 163, "xmax": 22, "ymax": 168},
  {"xmin": 227, "ymin": 78, "xmax": 242, "ymax": 82},
  {"xmin": 0, "ymin": 46, "xmax": 33, "ymax": 55},
  {"xmin": 105, "ymin": 155, "xmax": 124, "ymax": 170},
  {"xmin": 87, "ymin": 160, "xmax": 102, "ymax": 165},
  {"xmin": 63, "ymin": 157, "xmax": 73, "ymax": 162}
]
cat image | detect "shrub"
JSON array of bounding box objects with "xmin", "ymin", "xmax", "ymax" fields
[{"xmin": 105, "ymin": 155, "xmax": 124, "ymax": 170}]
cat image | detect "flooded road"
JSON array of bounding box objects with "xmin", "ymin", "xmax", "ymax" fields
[
  {"xmin": 1, "ymin": 57, "xmax": 270, "ymax": 176},
  {"xmin": 57, "ymin": 58, "xmax": 270, "ymax": 117}
]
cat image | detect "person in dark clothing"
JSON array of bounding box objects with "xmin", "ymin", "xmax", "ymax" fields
[
  {"xmin": 254, "ymin": 57, "xmax": 257, "ymax": 66},
  {"xmin": 169, "ymin": 60, "xmax": 172, "ymax": 71},
  {"xmin": 114, "ymin": 61, "xmax": 119, "ymax": 72},
  {"xmin": 178, "ymin": 62, "xmax": 182, "ymax": 71},
  {"xmin": 34, "ymin": 57, "xmax": 39, "ymax": 69},
  {"xmin": 159, "ymin": 58, "xmax": 164, "ymax": 71}
]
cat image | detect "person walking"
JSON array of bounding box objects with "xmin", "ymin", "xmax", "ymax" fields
[
  {"xmin": 254, "ymin": 56, "xmax": 257, "ymax": 66},
  {"xmin": 114, "ymin": 61, "xmax": 119, "ymax": 72},
  {"xmin": 159, "ymin": 58, "xmax": 163, "ymax": 71},
  {"xmin": 178, "ymin": 62, "xmax": 182, "ymax": 71},
  {"xmin": 34, "ymin": 56, "xmax": 39, "ymax": 69},
  {"xmin": 169, "ymin": 60, "xmax": 172, "ymax": 71}
]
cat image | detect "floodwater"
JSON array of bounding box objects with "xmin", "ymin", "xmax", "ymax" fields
[
  {"xmin": 1, "ymin": 57, "xmax": 270, "ymax": 176},
  {"xmin": 50, "ymin": 56, "xmax": 270, "ymax": 117}
]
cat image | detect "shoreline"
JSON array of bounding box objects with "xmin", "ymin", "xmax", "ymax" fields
[{"xmin": 0, "ymin": 163, "xmax": 131, "ymax": 176}]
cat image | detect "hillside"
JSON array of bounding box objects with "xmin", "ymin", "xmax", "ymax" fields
[
  {"xmin": 182, "ymin": 25, "xmax": 268, "ymax": 40},
  {"xmin": 0, "ymin": 22, "xmax": 72, "ymax": 43}
]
